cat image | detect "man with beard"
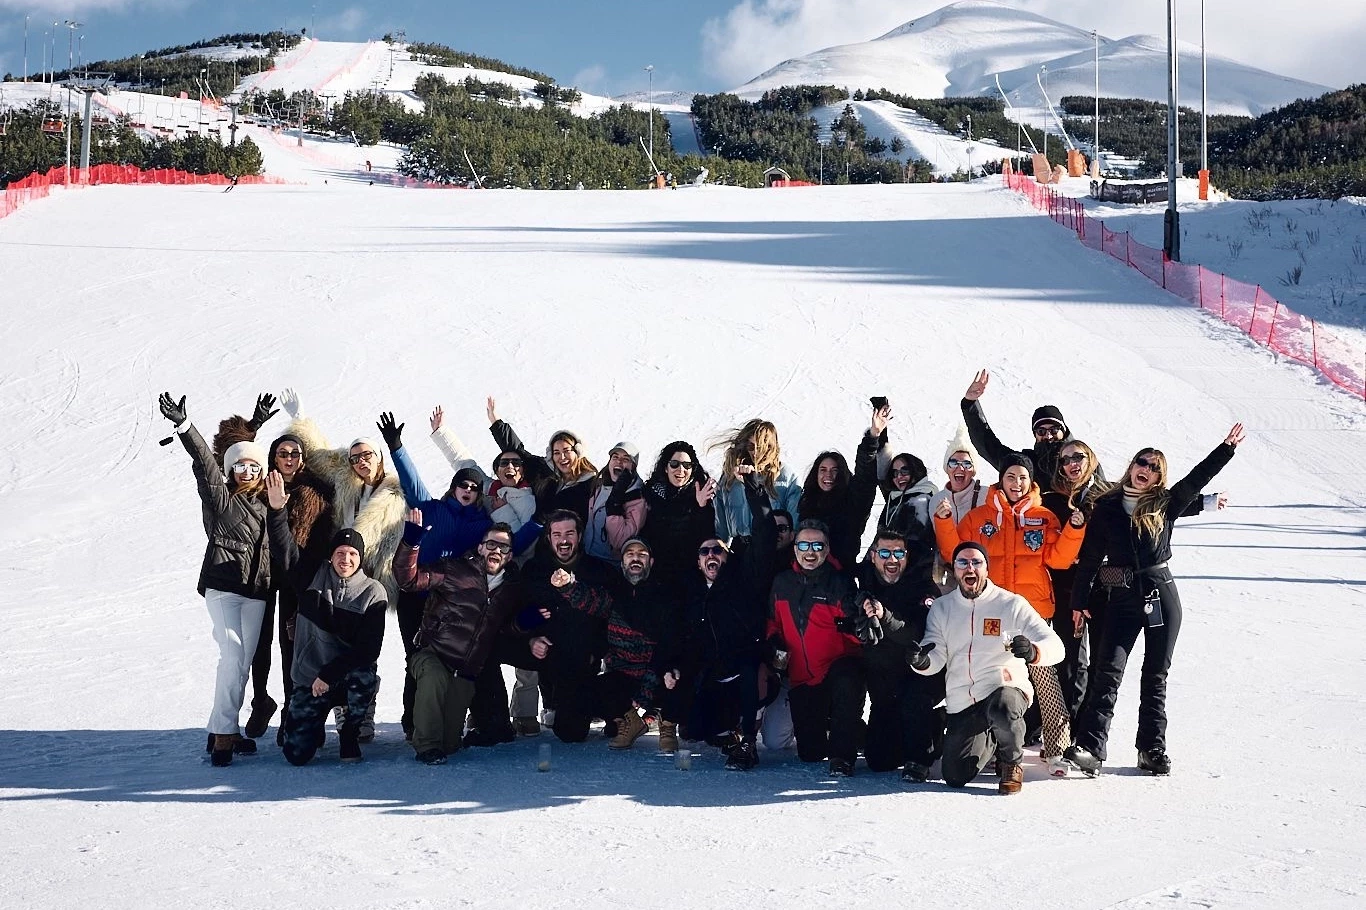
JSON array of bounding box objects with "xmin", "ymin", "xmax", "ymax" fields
[
  {"xmin": 599, "ymin": 539, "xmax": 686, "ymax": 751},
  {"xmin": 856, "ymin": 529, "xmax": 945, "ymax": 782},
  {"xmin": 767, "ymin": 519, "xmax": 866, "ymax": 776},
  {"xmin": 679, "ymin": 468, "xmax": 777, "ymax": 771},
  {"xmin": 909, "ymin": 541, "xmax": 1064, "ymax": 795},
  {"xmin": 393, "ymin": 518, "xmax": 527, "ymax": 765},
  {"xmin": 960, "ymin": 368, "xmax": 1076, "ymax": 494}
]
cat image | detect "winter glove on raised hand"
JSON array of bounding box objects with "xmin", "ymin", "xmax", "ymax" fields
[
  {"xmin": 906, "ymin": 641, "xmax": 936, "ymax": 671},
  {"xmin": 377, "ymin": 411, "xmax": 404, "ymax": 452},
  {"xmin": 249, "ymin": 392, "xmax": 279, "ymax": 430},
  {"xmin": 856, "ymin": 612, "xmax": 884, "ymax": 645},
  {"xmin": 605, "ymin": 467, "xmax": 636, "ymax": 516},
  {"xmin": 1010, "ymin": 634, "xmax": 1037, "ymax": 662},
  {"xmin": 158, "ymin": 392, "xmax": 187, "ymax": 425}
]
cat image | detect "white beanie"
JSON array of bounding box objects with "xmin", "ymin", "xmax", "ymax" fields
[
  {"xmin": 609, "ymin": 441, "xmax": 640, "ymax": 467},
  {"xmin": 223, "ymin": 440, "xmax": 269, "ymax": 477},
  {"xmin": 943, "ymin": 424, "xmax": 981, "ymax": 471},
  {"xmin": 349, "ymin": 437, "xmax": 385, "ymax": 467}
]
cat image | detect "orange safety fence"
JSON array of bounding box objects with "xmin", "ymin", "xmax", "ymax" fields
[
  {"xmin": 1, "ymin": 164, "xmax": 288, "ymax": 221},
  {"xmin": 1004, "ymin": 171, "xmax": 1366, "ymax": 402},
  {"xmin": 769, "ymin": 180, "xmax": 819, "ymax": 188}
]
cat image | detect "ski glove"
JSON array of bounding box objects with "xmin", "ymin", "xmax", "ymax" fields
[
  {"xmin": 906, "ymin": 641, "xmax": 936, "ymax": 671},
  {"xmin": 856, "ymin": 612, "xmax": 884, "ymax": 646},
  {"xmin": 377, "ymin": 412, "xmax": 404, "ymax": 452},
  {"xmin": 605, "ymin": 468, "xmax": 636, "ymax": 515},
  {"xmin": 1009, "ymin": 635, "xmax": 1037, "ymax": 662},
  {"xmin": 158, "ymin": 392, "xmax": 187, "ymax": 425},
  {"xmin": 249, "ymin": 393, "xmax": 279, "ymax": 430}
]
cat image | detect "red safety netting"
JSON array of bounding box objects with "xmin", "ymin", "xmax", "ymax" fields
[
  {"xmin": 1004, "ymin": 171, "xmax": 1365, "ymax": 401},
  {"xmin": 769, "ymin": 180, "xmax": 819, "ymax": 188},
  {"xmin": 2, "ymin": 164, "xmax": 288, "ymax": 221}
]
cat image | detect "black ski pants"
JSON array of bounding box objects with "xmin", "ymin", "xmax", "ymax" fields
[
  {"xmin": 788, "ymin": 656, "xmax": 867, "ymax": 764},
  {"xmin": 864, "ymin": 666, "xmax": 946, "ymax": 772}
]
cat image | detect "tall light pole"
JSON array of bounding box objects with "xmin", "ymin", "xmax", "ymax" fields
[
  {"xmin": 1092, "ymin": 29, "xmax": 1100, "ymax": 173},
  {"xmin": 644, "ymin": 64, "xmax": 654, "ymax": 164},
  {"xmin": 50, "ymin": 23, "xmax": 57, "ymax": 84},
  {"xmin": 23, "ymin": 16, "xmax": 28, "ymax": 82},
  {"xmin": 1164, "ymin": 0, "xmax": 1180, "ymax": 261},
  {"xmin": 1040, "ymin": 64, "xmax": 1048, "ymax": 158},
  {"xmin": 1200, "ymin": 0, "xmax": 1209, "ymax": 197}
]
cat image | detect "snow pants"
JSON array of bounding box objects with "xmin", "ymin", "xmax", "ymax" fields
[
  {"xmin": 204, "ymin": 589, "xmax": 266, "ymax": 736},
  {"xmin": 281, "ymin": 666, "xmax": 380, "ymax": 766},
  {"xmin": 787, "ymin": 657, "xmax": 867, "ymax": 764},
  {"xmin": 941, "ymin": 685, "xmax": 1029, "ymax": 787},
  {"xmin": 864, "ymin": 667, "xmax": 946, "ymax": 773},
  {"xmin": 409, "ymin": 649, "xmax": 477, "ymax": 756}
]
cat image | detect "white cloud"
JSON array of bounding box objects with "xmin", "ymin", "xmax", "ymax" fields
[
  {"xmin": 319, "ymin": 6, "xmax": 367, "ymax": 38},
  {"xmin": 0, "ymin": 0, "xmax": 189, "ymax": 15},
  {"xmin": 570, "ymin": 64, "xmax": 608, "ymax": 94},
  {"xmin": 701, "ymin": 0, "xmax": 1366, "ymax": 91}
]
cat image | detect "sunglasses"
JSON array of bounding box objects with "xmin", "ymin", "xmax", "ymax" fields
[
  {"xmin": 795, "ymin": 540, "xmax": 826, "ymax": 553},
  {"xmin": 668, "ymin": 459, "xmax": 694, "ymax": 470},
  {"xmin": 954, "ymin": 557, "xmax": 986, "ymax": 569},
  {"xmin": 276, "ymin": 450, "xmax": 302, "ymax": 460},
  {"xmin": 453, "ymin": 480, "xmax": 482, "ymax": 492},
  {"xmin": 1033, "ymin": 424, "xmax": 1064, "ymax": 438},
  {"xmin": 874, "ymin": 548, "xmax": 907, "ymax": 560},
  {"xmin": 231, "ymin": 462, "xmax": 262, "ymax": 477},
  {"xmin": 1060, "ymin": 453, "xmax": 1088, "ymax": 465},
  {"xmin": 946, "ymin": 458, "xmax": 973, "ymax": 470},
  {"xmin": 480, "ymin": 540, "xmax": 512, "ymax": 554},
  {"xmin": 1134, "ymin": 456, "xmax": 1162, "ymax": 471},
  {"xmin": 891, "ymin": 466, "xmax": 915, "ymax": 477},
  {"xmin": 698, "ymin": 544, "xmax": 727, "ymax": 556},
  {"xmin": 495, "ymin": 458, "xmax": 522, "ymax": 469},
  {"xmin": 348, "ymin": 451, "xmax": 377, "ymax": 465}
]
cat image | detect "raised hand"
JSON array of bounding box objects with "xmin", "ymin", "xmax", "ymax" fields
[
  {"xmin": 1224, "ymin": 422, "xmax": 1246, "ymax": 448},
  {"xmin": 695, "ymin": 477, "xmax": 718, "ymax": 507},
  {"xmin": 964, "ymin": 369, "xmax": 990, "ymax": 401},
  {"xmin": 265, "ymin": 470, "xmax": 290, "ymax": 509},
  {"xmin": 934, "ymin": 498, "xmax": 953, "ymax": 520},
  {"xmin": 377, "ymin": 411, "xmax": 404, "ymax": 452},
  {"xmin": 158, "ymin": 392, "xmax": 187, "ymax": 424},
  {"xmin": 871, "ymin": 404, "xmax": 892, "ymax": 437},
  {"xmin": 406, "ymin": 507, "xmax": 424, "ymax": 526},
  {"xmin": 280, "ymin": 388, "xmax": 301, "ymax": 418},
  {"xmin": 486, "ymin": 396, "xmax": 498, "ymax": 425},
  {"xmin": 429, "ymin": 406, "xmax": 444, "ymax": 433},
  {"xmin": 550, "ymin": 568, "xmax": 575, "ymax": 589},
  {"xmin": 250, "ymin": 392, "xmax": 279, "ymax": 430}
]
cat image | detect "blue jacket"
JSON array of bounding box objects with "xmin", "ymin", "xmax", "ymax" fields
[{"xmin": 714, "ymin": 465, "xmax": 802, "ymax": 541}]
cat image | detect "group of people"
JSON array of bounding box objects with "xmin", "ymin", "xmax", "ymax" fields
[{"xmin": 162, "ymin": 370, "xmax": 1243, "ymax": 794}]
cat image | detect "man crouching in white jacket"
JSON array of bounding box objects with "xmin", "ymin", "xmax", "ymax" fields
[{"xmin": 909, "ymin": 541, "xmax": 1064, "ymax": 794}]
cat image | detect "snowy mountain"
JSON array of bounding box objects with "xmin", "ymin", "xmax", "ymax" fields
[{"xmin": 732, "ymin": 0, "xmax": 1335, "ymax": 117}]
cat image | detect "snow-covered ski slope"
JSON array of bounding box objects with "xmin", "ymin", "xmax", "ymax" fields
[{"xmin": 1, "ymin": 180, "xmax": 1363, "ymax": 909}]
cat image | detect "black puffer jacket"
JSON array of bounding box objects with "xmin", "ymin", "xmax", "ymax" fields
[
  {"xmin": 181, "ymin": 424, "xmax": 270, "ymax": 599},
  {"xmin": 394, "ymin": 537, "xmax": 526, "ymax": 678},
  {"xmin": 961, "ymin": 398, "xmax": 1069, "ymax": 490},
  {"xmin": 797, "ymin": 433, "xmax": 881, "ymax": 572},
  {"xmin": 641, "ymin": 483, "xmax": 716, "ymax": 587},
  {"xmin": 854, "ymin": 558, "xmax": 939, "ymax": 681},
  {"xmin": 522, "ymin": 545, "xmax": 615, "ymax": 668}
]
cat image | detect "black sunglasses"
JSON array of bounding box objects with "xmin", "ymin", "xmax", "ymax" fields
[
  {"xmin": 668, "ymin": 459, "xmax": 694, "ymax": 470},
  {"xmin": 698, "ymin": 544, "xmax": 727, "ymax": 556},
  {"xmin": 453, "ymin": 480, "xmax": 481, "ymax": 492},
  {"xmin": 1060, "ymin": 453, "xmax": 1088, "ymax": 465},
  {"xmin": 1134, "ymin": 456, "xmax": 1162, "ymax": 472},
  {"xmin": 495, "ymin": 458, "xmax": 522, "ymax": 468},
  {"xmin": 480, "ymin": 539, "xmax": 512, "ymax": 554}
]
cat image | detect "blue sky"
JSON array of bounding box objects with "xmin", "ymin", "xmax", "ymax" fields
[{"xmin": 1, "ymin": 1, "xmax": 1359, "ymax": 95}]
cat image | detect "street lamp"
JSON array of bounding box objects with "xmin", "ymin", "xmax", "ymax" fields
[
  {"xmin": 1092, "ymin": 29, "xmax": 1100, "ymax": 174},
  {"xmin": 644, "ymin": 64, "xmax": 654, "ymax": 164},
  {"xmin": 1040, "ymin": 64, "xmax": 1048, "ymax": 158},
  {"xmin": 1200, "ymin": 0, "xmax": 1209, "ymax": 198},
  {"xmin": 62, "ymin": 20, "xmax": 82, "ymax": 185},
  {"xmin": 23, "ymin": 16, "xmax": 28, "ymax": 83},
  {"xmin": 1164, "ymin": 0, "xmax": 1180, "ymax": 260}
]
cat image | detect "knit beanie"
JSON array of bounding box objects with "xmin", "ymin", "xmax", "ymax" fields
[
  {"xmin": 451, "ymin": 467, "xmax": 484, "ymax": 489},
  {"xmin": 952, "ymin": 540, "xmax": 988, "ymax": 565},
  {"xmin": 222, "ymin": 440, "xmax": 269, "ymax": 477},
  {"xmin": 999, "ymin": 452, "xmax": 1035, "ymax": 480},
  {"xmin": 609, "ymin": 441, "xmax": 640, "ymax": 467},
  {"xmin": 329, "ymin": 527, "xmax": 366, "ymax": 563},
  {"xmin": 268, "ymin": 433, "xmax": 307, "ymax": 464},
  {"xmin": 1031, "ymin": 406, "xmax": 1068, "ymax": 434},
  {"xmin": 943, "ymin": 424, "xmax": 981, "ymax": 470},
  {"xmin": 349, "ymin": 437, "xmax": 384, "ymax": 467}
]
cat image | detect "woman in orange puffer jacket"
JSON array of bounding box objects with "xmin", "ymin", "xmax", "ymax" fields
[{"xmin": 933, "ymin": 452, "xmax": 1087, "ymax": 773}]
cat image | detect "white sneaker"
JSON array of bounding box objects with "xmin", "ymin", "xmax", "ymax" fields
[
  {"xmin": 1047, "ymin": 756, "xmax": 1072, "ymax": 778},
  {"xmin": 540, "ymin": 708, "xmax": 556, "ymax": 727}
]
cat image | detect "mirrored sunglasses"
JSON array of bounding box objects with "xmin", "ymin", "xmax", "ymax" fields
[
  {"xmin": 795, "ymin": 540, "xmax": 826, "ymax": 553},
  {"xmin": 874, "ymin": 548, "xmax": 907, "ymax": 560},
  {"xmin": 946, "ymin": 458, "xmax": 973, "ymax": 470},
  {"xmin": 954, "ymin": 557, "xmax": 986, "ymax": 569},
  {"xmin": 231, "ymin": 462, "xmax": 262, "ymax": 477}
]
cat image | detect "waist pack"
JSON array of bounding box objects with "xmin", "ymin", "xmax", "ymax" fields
[{"xmin": 1096, "ymin": 565, "xmax": 1134, "ymax": 589}]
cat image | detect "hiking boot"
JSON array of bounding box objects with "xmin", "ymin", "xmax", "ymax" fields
[
  {"xmin": 724, "ymin": 738, "xmax": 759, "ymax": 771},
  {"xmin": 657, "ymin": 720, "xmax": 680, "ymax": 753},
  {"xmin": 828, "ymin": 757, "xmax": 855, "ymax": 778},
  {"xmin": 339, "ymin": 728, "xmax": 363, "ymax": 763},
  {"xmin": 231, "ymin": 734, "xmax": 257, "ymax": 756},
  {"xmin": 244, "ymin": 695, "xmax": 278, "ymax": 740},
  {"xmin": 1137, "ymin": 749, "xmax": 1172, "ymax": 776},
  {"xmin": 901, "ymin": 763, "xmax": 931, "ymax": 783},
  {"xmin": 513, "ymin": 717, "xmax": 542, "ymax": 736},
  {"xmin": 414, "ymin": 749, "xmax": 447, "ymax": 766},
  {"xmin": 210, "ymin": 734, "xmax": 235, "ymax": 767},
  {"xmin": 463, "ymin": 726, "xmax": 516, "ymax": 748},
  {"xmin": 1064, "ymin": 744, "xmax": 1103, "ymax": 778},
  {"xmin": 998, "ymin": 761, "xmax": 1024, "ymax": 794},
  {"xmin": 609, "ymin": 710, "xmax": 647, "ymax": 750}
]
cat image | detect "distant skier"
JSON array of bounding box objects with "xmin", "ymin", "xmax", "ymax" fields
[
  {"xmin": 223, "ymin": 175, "xmax": 238, "ymax": 193},
  {"xmin": 365, "ymin": 159, "xmax": 372, "ymax": 172}
]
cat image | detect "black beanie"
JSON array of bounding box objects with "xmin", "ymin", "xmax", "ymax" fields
[
  {"xmin": 1031, "ymin": 406, "xmax": 1068, "ymax": 434},
  {"xmin": 999, "ymin": 452, "xmax": 1035, "ymax": 479},
  {"xmin": 952, "ymin": 541, "xmax": 988, "ymax": 565},
  {"xmin": 451, "ymin": 467, "xmax": 484, "ymax": 488},
  {"xmin": 268, "ymin": 433, "xmax": 307, "ymax": 463},
  {"xmin": 329, "ymin": 528, "xmax": 366, "ymax": 564}
]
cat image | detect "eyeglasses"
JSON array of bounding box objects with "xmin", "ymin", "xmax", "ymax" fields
[
  {"xmin": 231, "ymin": 462, "xmax": 262, "ymax": 477},
  {"xmin": 1060, "ymin": 453, "xmax": 1088, "ymax": 465},
  {"xmin": 953, "ymin": 557, "xmax": 986, "ymax": 569},
  {"xmin": 348, "ymin": 451, "xmax": 377, "ymax": 465},
  {"xmin": 891, "ymin": 466, "xmax": 915, "ymax": 477},
  {"xmin": 795, "ymin": 540, "xmax": 826, "ymax": 553},
  {"xmin": 453, "ymin": 480, "xmax": 482, "ymax": 492},
  {"xmin": 874, "ymin": 548, "xmax": 907, "ymax": 560},
  {"xmin": 698, "ymin": 544, "xmax": 727, "ymax": 556},
  {"xmin": 946, "ymin": 458, "xmax": 973, "ymax": 470},
  {"xmin": 1134, "ymin": 456, "xmax": 1162, "ymax": 472},
  {"xmin": 667, "ymin": 459, "xmax": 693, "ymax": 470},
  {"xmin": 1033, "ymin": 424, "xmax": 1064, "ymax": 438},
  {"xmin": 480, "ymin": 540, "xmax": 512, "ymax": 554},
  {"xmin": 495, "ymin": 458, "xmax": 522, "ymax": 469},
  {"xmin": 276, "ymin": 449, "xmax": 302, "ymax": 460}
]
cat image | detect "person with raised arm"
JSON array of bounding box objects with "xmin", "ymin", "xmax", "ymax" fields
[
  {"xmin": 486, "ymin": 396, "xmax": 599, "ymax": 524},
  {"xmin": 795, "ymin": 402, "xmax": 886, "ymax": 574},
  {"xmin": 710, "ymin": 419, "xmax": 803, "ymax": 544},
  {"xmin": 639, "ymin": 441, "xmax": 718, "ymax": 589},
  {"xmin": 959, "ymin": 368, "xmax": 1077, "ymax": 495},
  {"xmin": 927, "ymin": 426, "xmax": 991, "ymax": 592},
  {"xmin": 1066, "ymin": 424, "xmax": 1246, "ymax": 779}
]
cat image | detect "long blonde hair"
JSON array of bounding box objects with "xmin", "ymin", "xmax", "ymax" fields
[
  {"xmin": 712, "ymin": 418, "xmax": 782, "ymax": 496},
  {"xmin": 1123, "ymin": 447, "xmax": 1169, "ymax": 539},
  {"xmin": 230, "ymin": 473, "xmax": 266, "ymax": 501},
  {"xmin": 1052, "ymin": 440, "xmax": 1108, "ymax": 511}
]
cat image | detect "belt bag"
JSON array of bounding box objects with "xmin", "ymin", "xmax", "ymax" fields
[{"xmin": 1096, "ymin": 566, "xmax": 1133, "ymax": 588}]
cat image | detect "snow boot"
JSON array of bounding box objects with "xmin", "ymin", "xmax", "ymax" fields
[
  {"xmin": 901, "ymin": 762, "xmax": 931, "ymax": 783},
  {"xmin": 414, "ymin": 749, "xmax": 447, "ymax": 766},
  {"xmin": 513, "ymin": 717, "xmax": 542, "ymax": 736},
  {"xmin": 209, "ymin": 734, "xmax": 235, "ymax": 767},
  {"xmin": 609, "ymin": 710, "xmax": 647, "ymax": 750},
  {"xmin": 998, "ymin": 761, "xmax": 1024, "ymax": 795},
  {"xmin": 828, "ymin": 757, "xmax": 855, "ymax": 778},
  {"xmin": 339, "ymin": 726, "xmax": 363, "ymax": 764},
  {"xmin": 1064, "ymin": 744, "xmax": 1103, "ymax": 778},
  {"xmin": 1137, "ymin": 749, "xmax": 1172, "ymax": 775},
  {"xmin": 657, "ymin": 720, "xmax": 680, "ymax": 753},
  {"xmin": 244, "ymin": 695, "xmax": 278, "ymax": 740},
  {"xmin": 724, "ymin": 737, "xmax": 759, "ymax": 771}
]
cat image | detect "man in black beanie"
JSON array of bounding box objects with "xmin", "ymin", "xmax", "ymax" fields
[{"xmin": 960, "ymin": 369, "xmax": 1093, "ymax": 491}]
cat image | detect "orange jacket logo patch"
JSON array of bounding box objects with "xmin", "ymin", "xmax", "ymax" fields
[{"xmin": 983, "ymin": 618, "xmax": 1001, "ymax": 637}]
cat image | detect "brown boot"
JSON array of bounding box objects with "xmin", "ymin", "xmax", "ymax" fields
[
  {"xmin": 657, "ymin": 720, "xmax": 679, "ymax": 753},
  {"xmin": 998, "ymin": 761, "xmax": 1024, "ymax": 795},
  {"xmin": 609, "ymin": 710, "xmax": 647, "ymax": 750},
  {"xmin": 210, "ymin": 734, "xmax": 235, "ymax": 767}
]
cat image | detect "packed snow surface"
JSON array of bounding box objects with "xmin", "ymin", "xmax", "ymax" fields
[{"xmin": 1, "ymin": 178, "xmax": 1363, "ymax": 909}]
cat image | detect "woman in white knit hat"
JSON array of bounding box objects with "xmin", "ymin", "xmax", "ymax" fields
[{"xmin": 159, "ymin": 392, "xmax": 273, "ymax": 767}]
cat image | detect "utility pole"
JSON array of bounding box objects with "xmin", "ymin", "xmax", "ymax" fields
[
  {"xmin": 1164, "ymin": 0, "xmax": 1180, "ymax": 261},
  {"xmin": 1040, "ymin": 64, "xmax": 1048, "ymax": 158},
  {"xmin": 23, "ymin": 16, "xmax": 28, "ymax": 82},
  {"xmin": 1093, "ymin": 29, "xmax": 1100, "ymax": 174},
  {"xmin": 63, "ymin": 20, "xmax": 81, "ymax": 186},
  {"xmin": 1200, "ymin": 0, "xmax": 1209, "ymax": 198}
]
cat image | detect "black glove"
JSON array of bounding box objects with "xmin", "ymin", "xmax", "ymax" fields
[
  {"xmin": 907, "ymin": 641, "xmax": 936, "ymax": 671},
  {"xmin": 249, "ymin": 392, "xmax": 278, "ymax": 430},
  {"xmin": 158, "ymin": 392, "xmax": 187, "ymax": 425},
  {"xmin": 605, "ymin": 467, "xmax": 636, "ymax": 515},
  {"xmin": 377, "ymin": 411, "xmax": 404, "ymax": 452},
  {"xmin": 1010, "ymin": 634, "xmax": 1037, "ymax": 662},
  {"xmin": 834, "ymin": 612, "xmax": 857, "ymax": 635},
  {"xmin": 856, "ymin": 612, "xmax": 883, "ymax": 645}
]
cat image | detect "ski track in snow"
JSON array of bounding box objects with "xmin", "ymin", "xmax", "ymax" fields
[{"xmin": 0, "ymin": 179, "xmax": 1363, "ymax": 909}]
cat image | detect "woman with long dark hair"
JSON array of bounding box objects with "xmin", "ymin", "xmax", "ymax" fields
[
  {"xmin": 639, "ymin": 441, "xmax": 717, "ymax": 586},
  {"xmin": 1065, "ymin": 424, "xmax": 1245, "ymax": 778}
]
